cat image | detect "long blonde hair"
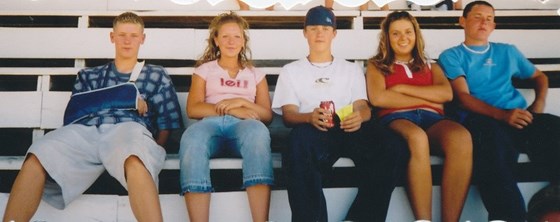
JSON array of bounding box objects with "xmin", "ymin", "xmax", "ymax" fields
[
  {"xmin": 369, "ymin": 11, "xmax": 427, "ymax": 75},
  {"xmin": 196, "ymin": 12, "xmax": 252, "ymax": 68}
]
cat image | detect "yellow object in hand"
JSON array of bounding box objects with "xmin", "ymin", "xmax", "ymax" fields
[{"xmin": 336, "ymin": 104, "xmax": 353, "ymax": 121}]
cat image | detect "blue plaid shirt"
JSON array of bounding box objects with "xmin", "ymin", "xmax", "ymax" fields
[{"xmin": 72, "ymin": 62, "xmax": 183, "ymax": 134}]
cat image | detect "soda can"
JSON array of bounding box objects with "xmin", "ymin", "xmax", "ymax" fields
[{"xmin": 319, "ymin": 100, "xmax": 335, "ymax": 125}]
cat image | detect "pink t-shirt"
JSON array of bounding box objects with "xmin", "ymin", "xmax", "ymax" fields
[{"xmin": 195, "ymin": 60, "xmax": 266, "ymax": 104}]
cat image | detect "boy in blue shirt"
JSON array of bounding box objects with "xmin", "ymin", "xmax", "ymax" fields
[{"xmin": 439, "ymin": 1, "xmax": 560, "ymax": 221}]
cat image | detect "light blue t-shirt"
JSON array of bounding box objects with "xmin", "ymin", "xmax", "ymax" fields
[{"xmin": 438, "ymin": 42, "xmax": 536, "ymax": 109}]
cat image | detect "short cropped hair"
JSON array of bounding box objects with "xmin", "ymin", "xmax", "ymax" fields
[
  {"xmin": 113, "ymin": 12, "xmax": 145, "ymax": 29},
  {"xmin": 462, "ymin": 1, "xmax": 495, "ymax": 17}
]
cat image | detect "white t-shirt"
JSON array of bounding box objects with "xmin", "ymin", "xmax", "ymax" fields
[
  {"xmin": 194, "ymin": 60, "xmax": 266, "ymax": 104},
  {"xmin": 272, "ymin": 57, "xmax": 367, "ymax": 115}
]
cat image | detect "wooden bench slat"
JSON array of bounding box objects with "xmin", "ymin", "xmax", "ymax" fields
[
  {"xmin": 0, "ymin": 92, "xmax": 42, "ymax": 128},
  {"xmin": 0, "ymin": 65, "xmax": 558, "ymax": 76},
  {"xmin": 2, "ymin": 28, "xmax": 559, "ymax": 60},
  {"xmin": 0, "ymin": 28, "xmax": 196, "ymax": 59},
  {"xmin": 0, "ymin": 152, "xmax": 533, "ymax": 171}
]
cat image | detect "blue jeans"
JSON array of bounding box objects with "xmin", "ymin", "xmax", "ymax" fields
[
  {"xmin": 179, "ymin": 115, "xmax": 274, "ymax": 194},
  {"xmin": 345, "ymin": 120, "xmax": 409, "ymax": 222},
  {"xmin": 379, "ymin": 109, "xmax": 444, "ymax": 129},
  {"xmin": 522, "ymin": 113, "xmax": 560, "ymax": 181},
  {"xmin": 461, "ymin": 112, "xmax": 560, "ymax": 221},
  {"xmin": 284, "ymin": 119, "xmax": 408, "ymax": 222},
  {"xmin": 463, "ymin": 113, "xmax": 526, "ymax": 221}
]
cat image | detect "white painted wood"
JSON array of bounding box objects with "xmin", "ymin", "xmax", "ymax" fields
[
  {"xmin": 386, "ymin": 182, "xmax": 549, "ymax": 222},
  {"xmin": 0, "ymin": 92, "xmax": 42, "ymax": 128},
  {"xmin": 0, "ymin": 0, "xmax": 108, "ymax": 11},
  {"xmin": 0, "ymin": 28, "xmax": 196, "ymax": 60},
  {"xmin": 108, "ymin": 0, "xmax": 240, "ymax": 11},
  {"xmin": 1, "ymin": 0, "xmax": 558, "ymax": 12},
  {"xmin": 117, "ymin": 189, "xmax": 356, "ymax": 222},
  {"xmin": 520, "ymin": 88, "xmax": 560, "ymax": 116},
  {"xmin": 0, "ymin": 67, "xmax": 196, "ymax": 76},
  {"xmin": 2, "ymin": 28, "xmax": 558, "ymax": 60},
  {"xmin": 164, "ymin": 153, "xmax": 354, "ymax": 170},
  {"xmin": 106, "ymin": 0, "xmax": 381, "ymax": 11},
  {"xmin": 0, "ymin": 154, "xmax": 527, "ymax": 172},
  {"xmin": 0, "ymin": 65, "xmax": 556, "ymax": 77},
  {"xmin": 0, "ymin": 183, "xmax": 548, "ymax": 222},
  {"xmin": 0, "ymin": 68, "xmax": 81, "ymax": 75},
  {"xmin": 1, "ymin": 8, "xmax": 557, "ymax": 17},
  {"xmin": 0, "ymin": 156, "xmax": 24, "ymax": 170},
  {"xmin": 463, "ymin": 0, "xmax": 560, "ymax": 9},
  {"xmin": 41, "ymin": 92, "xmax": 71, "ymax": 129},
  {"xmin": 0, "ymin": 193, "xmax": 119, "ymax": 222}
]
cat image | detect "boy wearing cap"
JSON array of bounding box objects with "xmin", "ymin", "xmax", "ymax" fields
[{"xmin": 272, "ymin": 6, "xmax": 408, "ymax": 221}]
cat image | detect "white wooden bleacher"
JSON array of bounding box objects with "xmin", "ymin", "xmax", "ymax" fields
[{"xmin": 1, "ymin": 0, "xmax": 560, "ymax": 221}]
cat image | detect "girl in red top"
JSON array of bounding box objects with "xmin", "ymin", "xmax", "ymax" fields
[{"xmin": 366, "ymin": 11, "xmax": 472, "ymax": 222}]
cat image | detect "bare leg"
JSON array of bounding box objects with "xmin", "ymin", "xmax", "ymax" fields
[
  {"xmin": 237, "ymin": 0, "xmax": 249, "ymax": 10},
  {"xmin": 325, "ymin": 0, "xmax": 334, "ymax": 9},
  {"xmin": 3, "ymin": 154, "xmax": 46, "ymax": 222},
  {"xmin": 247, "ymin": 184, "xmax": 271, "ymax": 222},
  {"xmin": 185, "ymin": 192, "xmax": 211, "ymax": 222},
  {"xmin": 389, "ymin": 120, "xmax": 432, "ymax": 220},
  {"xmin": 427, "ymin": 120, "xmax": 472, "ymax": 222},
  {"xmin": 125, "ymin": 156, "xmax": 163, "ymax": 222}
]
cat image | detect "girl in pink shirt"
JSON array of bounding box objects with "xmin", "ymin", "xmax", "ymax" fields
[{"xmin": 179, "ymin": 12, "xmax": 273, "ymax": 222}]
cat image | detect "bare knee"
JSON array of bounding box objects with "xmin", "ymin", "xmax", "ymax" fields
[
  {"xmin": 442, "ymin": 128, "xmax": 473, "ymax": 160},
  {"xmin": 124, "ymin": 155, "xmax": 147, "ymax": 174},
  {"xmin": 406, "ymin": 130, "xmax": 430, "ymax": 158},
  {"xmin": 22, "ymin": 154, "xmax": 47, "ymax": 178}
]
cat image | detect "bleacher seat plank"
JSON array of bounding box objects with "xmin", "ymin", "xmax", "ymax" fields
[
  {"xmin": 462, "ymin": 0, "xmax": 560, "ymax": 10},
  {"xmin": 0, "ymin": 92, "xmax": 42, "ymax": 128},
  {"xmin": 520, "ymin": 88, "xmax": 560, "ymax": 116},
  {"xmin": 3, "ymin": 28, "xmax": 559, "ymax": 62},
  {"xmin": 41, "ymin": 91, "xmax": 70, "ymax": 129},
  {"xmin": 0, "ymin": 28, "xmax": 196, "ymax": 60}
]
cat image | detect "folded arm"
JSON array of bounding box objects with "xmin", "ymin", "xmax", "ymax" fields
[{"xmin": 366, "ymin": 63, "xmax": 440, "ymax": 109}]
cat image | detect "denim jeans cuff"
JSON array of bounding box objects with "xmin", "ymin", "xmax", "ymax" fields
[
  {"xmin": 242, "ymin": 177, "xmax": 274, "ymax": 189},
  {"xmin": 180, "ymin": 184, "xmax": 213, "ymax": 195}
]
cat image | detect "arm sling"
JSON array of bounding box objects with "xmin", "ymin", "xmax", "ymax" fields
[{"xmin": 63, "ymin": 61, "xmax": 145, "ymax": 125}]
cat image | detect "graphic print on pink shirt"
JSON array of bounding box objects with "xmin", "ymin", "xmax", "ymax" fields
[{"xmin": 220, "ymin": 78, "xmax": 249, "ymax": 88}]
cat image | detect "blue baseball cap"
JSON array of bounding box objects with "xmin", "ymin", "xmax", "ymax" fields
[{"xmin": 304, "ymin": 5, "xmax": 336, "ymax": 28}]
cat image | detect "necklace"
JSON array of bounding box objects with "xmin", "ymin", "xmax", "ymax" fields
[
  {"xmin": 394, "ymin": 58, "xmax": 414, "ymax": 65},
  {"xmin": 307, "ymin": 56, "xmax": 334, "ymax": 68},
  {"xmin": 461, "ymin": 42, "xmax": 490, "ymax": 54}
]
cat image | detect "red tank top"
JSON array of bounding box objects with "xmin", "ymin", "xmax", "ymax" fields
[{"xmin": 377, "ymin": 64, "xmax": 444, "ymax": 118}]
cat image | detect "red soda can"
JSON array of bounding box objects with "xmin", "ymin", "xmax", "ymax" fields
[{"xmin": 319, "ymin": 100, "xmax": 336, "ymax": 125}]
